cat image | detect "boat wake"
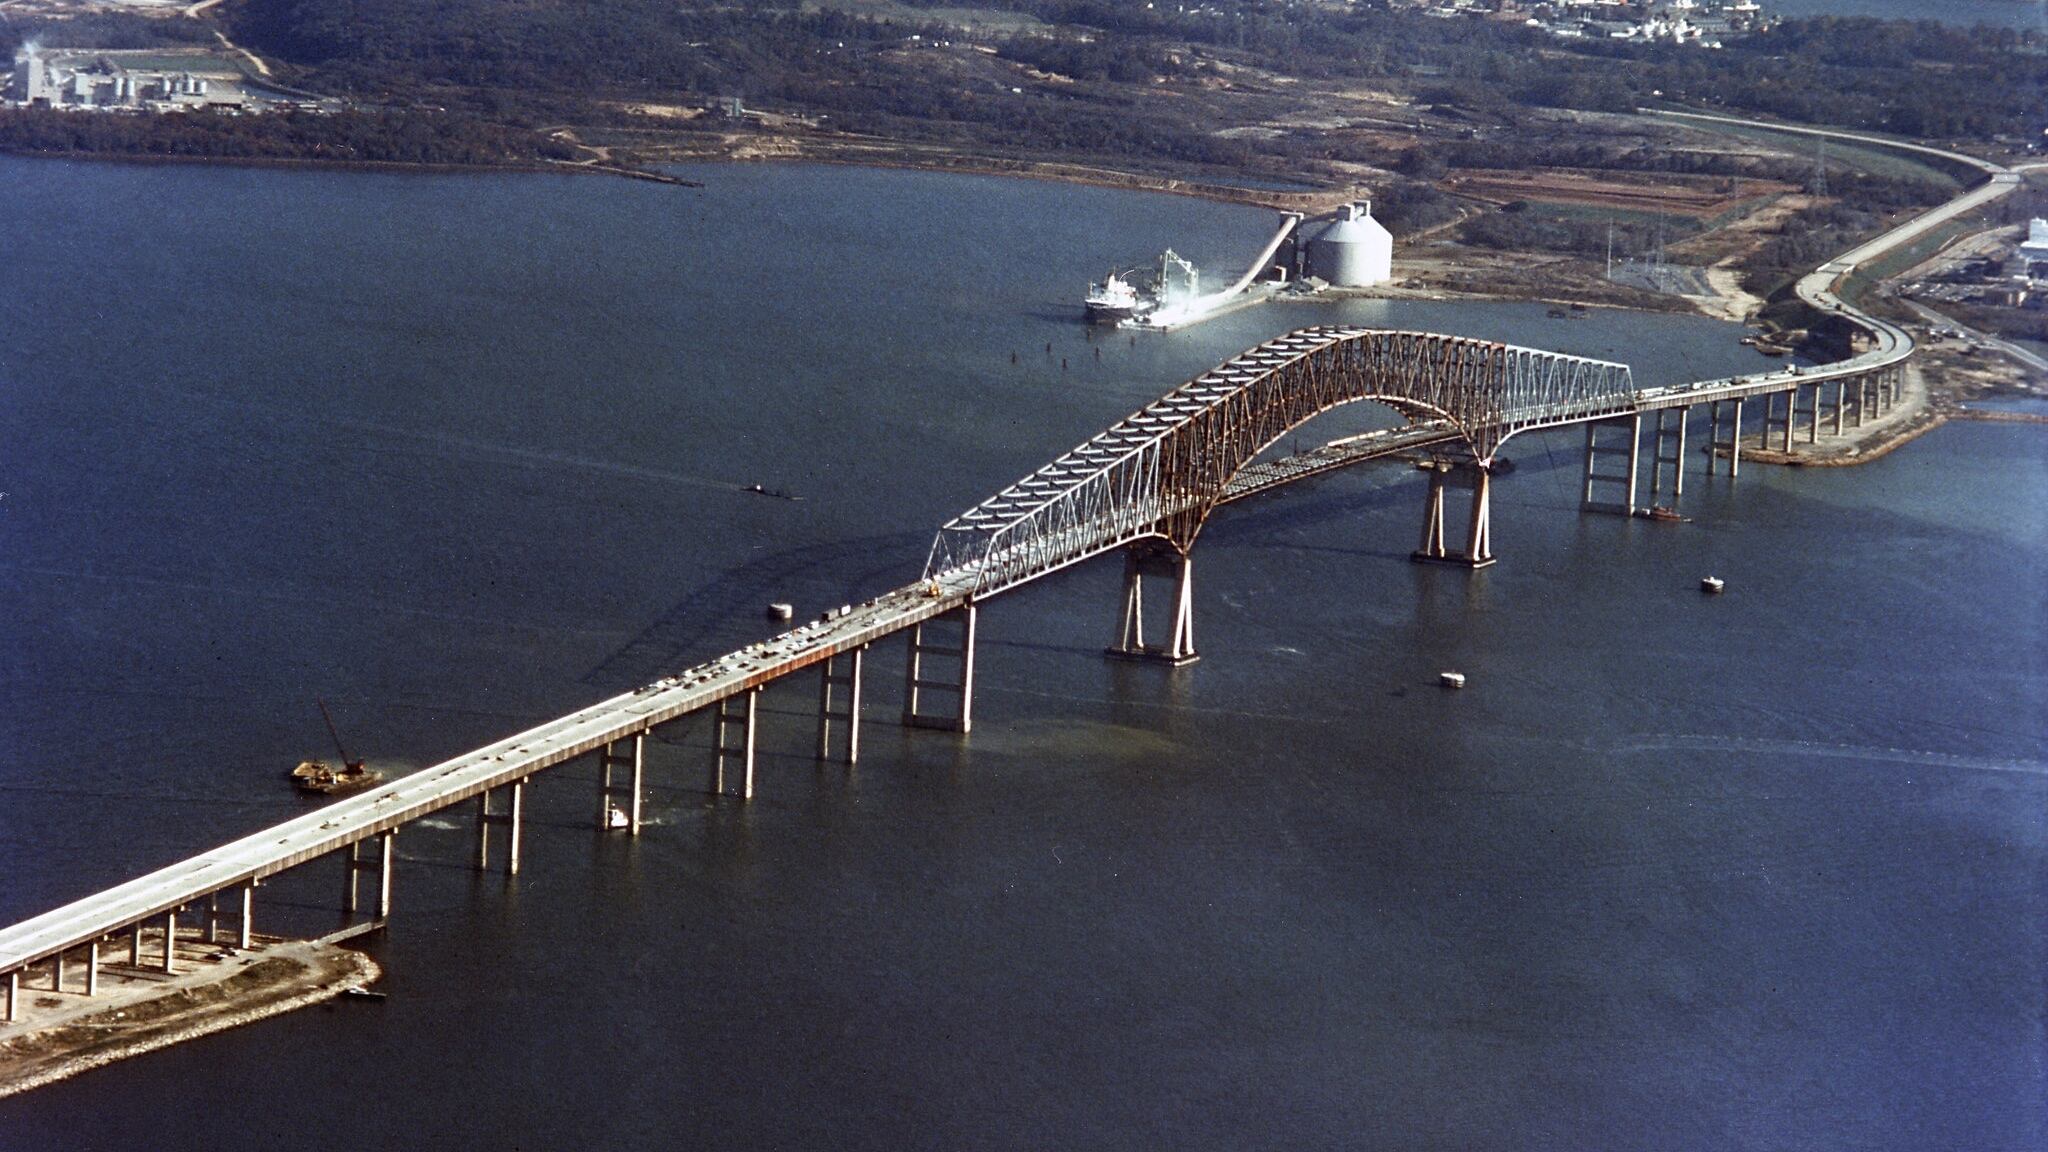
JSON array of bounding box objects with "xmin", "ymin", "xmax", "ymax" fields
[{"xmin": 1608, "ymin": 733, "xmax": 2048, "ymax": 777}]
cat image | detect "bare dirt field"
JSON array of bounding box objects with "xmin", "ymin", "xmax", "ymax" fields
[{"xmin": 1441, "ymin": 167, "xmax": 1798, "ymax": 220}]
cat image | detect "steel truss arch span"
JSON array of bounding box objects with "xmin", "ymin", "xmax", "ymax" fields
[{"xmin": 925, "ymin": 326, "xmax": 1634, "ymax": 598}]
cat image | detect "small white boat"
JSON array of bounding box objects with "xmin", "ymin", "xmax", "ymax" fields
[
  {"xmin": 606, "ymin": 804, "xmax": 631, "ymax": 830},
  {"xmin": 1700, "ymin": 576, "xmax": 1726, "ymax": 594},
  {"xmin": 767, "ymin": 602, "xmax": 794, "ymax": 621},
  {"xmin": 1439, "ymin": 671, "xmax": 1466, "ymax": 689}
]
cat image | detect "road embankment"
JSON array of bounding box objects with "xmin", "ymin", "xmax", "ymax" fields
[{"xmin": 0, "ymin": 937, "xmax": 379, "ymax": 1100}]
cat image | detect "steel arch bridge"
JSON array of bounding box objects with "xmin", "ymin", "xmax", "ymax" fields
[{"xmin": 925, "ymin": 326, "xmax": 1635, "ymax": 598}]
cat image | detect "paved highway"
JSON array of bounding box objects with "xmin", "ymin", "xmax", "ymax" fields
[{"xmin": 3, "ymin": 115, "xmax": 2038, "ymax": 991}]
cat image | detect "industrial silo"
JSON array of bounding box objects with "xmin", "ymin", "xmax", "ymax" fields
[{"xmin": 1305, "ymin": 202, "xmax": 1393, "ymax": 287}]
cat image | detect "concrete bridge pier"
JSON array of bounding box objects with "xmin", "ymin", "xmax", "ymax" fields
[
  {"xmin": 85, "ymin": 939, "xmax": 99, "ymax": 996},
  {"xmin": 905, "ymin": 606, "xmax": 978, "ymax": 730},
  {"xmin": 474, "ymin": 781, "xmax": 525, "ymax": 874},
  {"xmin": 1797, "ymin": 383, "xmax": 1820, "ymax": 445},
  {"xmin": 1108, "ymin": 544, "xmax": 1199, "ymax": 663},
  {"xmin": 239, "ymin": 881, "xmax": 254, "ymax": 950},
  {"xmin": 597, "ymin": 732, "xmax": 646, "ymax": 834},
  {"xmin": 1413, "ymin": 461, "xmax": 1494, "ymax": 566},
  {"xmin": 1649, "ymin": 407, "xmax": 1687, "ymax": 501},
  {"xmin": 1581, "ymin": 416, "xmax": 1640, "ymax": 516},
  {"xmin": 1706, "ymin": 398, "xmax": 1742, "ymax": 477},
  {"xmin": 1764, "ymin": 390, "xmax": 1795, "ymax": 452},
  {"xmin": 162, "ymin": 909, "xmax": 178, "ymax": 973},
  {"xmin": 817, "ymin": 645, "xmax": 866, "ymax": 764},
  {"xmin": 343, "ymin": 831, "xmax": 395, "ymax": 918},
  {"xmin": 711, "ymin": 688, "xmax": 760, "ymax": 797},
  {"xmin": 1828, "ymin": 380, "xmax": 1847, "ymax": 436},
  {"xmin": 129, "ymin": 922, "xmax": 143, "ymax": 966},
  {"xmin": 5, "ymin": 970, "xmax": 15, "ymax": 1022}
]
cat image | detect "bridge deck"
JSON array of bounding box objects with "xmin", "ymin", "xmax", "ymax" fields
[
  {"xmin": 4, "ymin": 128, "xmax": 2027, "ymax": 987},
  {"xmin": 0, "ymin": 578, "xmax": 972, "ymax": 975}
]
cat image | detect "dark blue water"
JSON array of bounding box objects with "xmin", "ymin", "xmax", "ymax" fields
[
  {"xmin": 0, "ymin": 159, "xmax": 2042, "ymax": 1149},
  {"xmin": 1773, "ymin": 0, "xmax": 2046, "ymax": 27}
]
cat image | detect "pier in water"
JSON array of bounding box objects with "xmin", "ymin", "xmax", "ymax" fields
[{"xmin": 0, "ymin": 159, "xmax": 2041, "ymax": 1148}]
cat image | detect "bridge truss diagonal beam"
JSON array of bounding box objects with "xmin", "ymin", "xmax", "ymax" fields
[{"xmin": 924, "ymin": 326, "xmax": 1634, "ymax": 597}]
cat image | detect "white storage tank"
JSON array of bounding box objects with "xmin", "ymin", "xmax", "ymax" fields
[{"xmin": 1306, "ymin": 202, "xmax": 1393, "ymax": 287}]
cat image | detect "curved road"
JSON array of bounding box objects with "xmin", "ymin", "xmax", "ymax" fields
[
  {"xmin": 1, "ymin": 111, "xmax": 2039, "ymax": 993},
  {"xmin": 1637, "ymin": 108, "xmax": 2040, "ymax": 402}
]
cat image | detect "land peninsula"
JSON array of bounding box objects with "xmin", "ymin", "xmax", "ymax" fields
[{"xmin": 2, "ymin": 1, "xmax": 2041, "ymax": 395}]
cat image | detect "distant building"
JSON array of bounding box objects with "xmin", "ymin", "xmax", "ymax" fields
[
  {"xmin": 7, "ymin": 46, "xmax": 252, "ymax": 113},
  {"xmin": 2020, "ymin": 218, "xmax": 2048, "ymax": 265}
]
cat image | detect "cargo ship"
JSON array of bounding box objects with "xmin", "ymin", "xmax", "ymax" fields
[
  {"xmin": 1083, "ymin": 250, "xmax": 1201, "ymax": 327},
  {"xmin": 1084, "ymin": 269, "xmax": 1154, "ymax": 325}
]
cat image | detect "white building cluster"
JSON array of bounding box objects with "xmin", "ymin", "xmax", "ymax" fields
[
  {"xmin": 8, "ymin": 46, "xmax": 252, "ymax": 112},
  {"xmin": 1396, "ymin": 0, "xmax": 1771, "ymax": 49}
]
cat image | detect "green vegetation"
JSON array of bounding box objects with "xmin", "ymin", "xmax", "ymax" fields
[
  {"xmin": 0, "ymin": 0, "xmax": 2034, "ymax": 296},
  {"xmin": 0, "ymin": 106, "xmax": 577, "ymax": 165},
  {"xmin": 194, "ymin": 1, "xmax": 2041, "ymax": 148}
]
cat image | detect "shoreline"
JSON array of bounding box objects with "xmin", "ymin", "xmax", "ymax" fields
[
  {"xmin": 7, "ymin": 140, "xmax": 1981, "ymax": 468},
  {"xmin": 0, "ymin": 936, "xmax": 380, "ymax": 1100}
]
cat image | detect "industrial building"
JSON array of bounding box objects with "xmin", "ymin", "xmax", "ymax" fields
[
  {"xmin": 2020, "ymin": 218, "xmax": 2048, "ymax": 270},
  {"xmin": 1304, "ymin": 203, "xmax": 1395, "ymax": 288},
  {"xmin": 8, "ymin": 46, "xmax": 252, "ymax": 113}
]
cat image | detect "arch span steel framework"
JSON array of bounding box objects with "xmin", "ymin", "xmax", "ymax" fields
[{"xmin": 926, "ymin": 326, "xmax": 1634, "ymax": 597}]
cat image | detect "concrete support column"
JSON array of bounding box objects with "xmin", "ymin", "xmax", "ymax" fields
[
  {"xmin": 1707, "ymin": 398, "xmax": 1744, "ymax": 478},
  {"xmin": 711, "ymin": 689, "xmax": 761, "ymax": 798},
  {"xmin": 345, "ymin": 832, "xmax": 394, "ymax": 915},
  {"xmin": 1464, "ymin": 468, "xmax": 1492, "ymax": 564},
  {"xmin": 1108, "ymin": 546, "xmax": 1200, "ymax": 662},
  {"xmin": 817, "ymin": 646, "xmax": 866, "ymax": 765},
  {"xmin": 507, "ymin": 781, "xmax": 525, "ymax": 875},
  {"xmin": 1832, "ymin": 381, "xmax": 1846, "ymax": 436},
  {"xmin": 1650, "ymin": 406, "xmax": 1687, "ymax": 500},
  {"xmin": 1414, "ymin": 462, "xmax": 1495, "ymax": 566},
  {"xmin": 239, "ymin": 882, "xmax": 254, "ymax": 950},
  {"xmin": 597, "ymin": 732, "xmax": 647, "ymax": 834},
  {"xmin": 377, "ymin": 831, "xmax": 394, "ymax": 918},
  {"xmin": 86, "ymin": 939, "xmax": 99, "ymax": 997},
  {"xmin": 1416, "ymin": 463, "xmax": 1447, "ymax": 557},
  {"xmin": 5, "ymin": 970, "xmax": 16, "ymax": 1023},
  {"xmin": 162, "ymin": 909, "xmax": 178, "ymax": 974},
  {"xmin": 476, "ymin": 786, "xmax": 520, "ymax": 875},
  {"xmin": 130, "ymin": 923, "xmax": 143, "ymax": 967},
  {"xmin": 51, "ymin": 950, "xmax": 63, "ymax": 994},
  {"xmin": 905, "ymin": 605, "xmax": 981, "ymax": 726},
  {"xmin": 1581, "ymin": 416, "xmax": 1640, "ymax": 516},
  {"xmin": 206, "ymin": 892, "xmax": 220, "ymax": 945}
]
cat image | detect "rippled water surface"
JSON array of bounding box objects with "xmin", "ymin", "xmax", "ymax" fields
[{"xmin": 0, "ymin": 159, "xmax": 2042, "ymax": 1149}]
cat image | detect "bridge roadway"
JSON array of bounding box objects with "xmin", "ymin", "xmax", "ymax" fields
[
  {"xmin": 0, "ymin": 419, "xmax": 1462, "ymax": 985},
  {"xmin": 2, "ymin": 119, "xmax": 2036, "ymax": 1002}
]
